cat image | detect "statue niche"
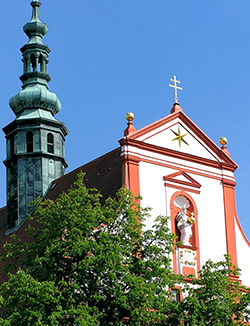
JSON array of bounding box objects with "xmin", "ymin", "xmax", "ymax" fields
[
  {"xmin": 175, "ymin": 197, "xmax": 195, "ymax": 246},
  {"xmin": 170, "ymin": 193, "xmax": 199, "ymax": 276}
]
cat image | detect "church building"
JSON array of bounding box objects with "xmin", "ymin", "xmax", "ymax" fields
[{"xmin": 0, "ymin": 0, "xmax": 249, "ymax": 287}]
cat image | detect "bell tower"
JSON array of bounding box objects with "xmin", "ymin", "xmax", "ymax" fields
[{"xmin": 3, "ymin": 0, "xmax": 68, "ymax": 232}]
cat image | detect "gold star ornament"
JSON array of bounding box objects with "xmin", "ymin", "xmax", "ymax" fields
[{"xmin": 171, "ymin": 126, "xmax": 189, "ymax": 148}]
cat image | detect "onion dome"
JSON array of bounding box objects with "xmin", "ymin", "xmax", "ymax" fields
[
  {"xmin": 9, "ymin": 0, "xmax": 61, "ymax": 116},
  {"xmin": 10, "ymin": 85, "xmax": 61, "ymax": 116}
]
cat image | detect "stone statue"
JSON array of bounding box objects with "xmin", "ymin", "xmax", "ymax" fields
[{"xmin": 176, "ymin": 205, "xmax": 195, "ymax": 246}]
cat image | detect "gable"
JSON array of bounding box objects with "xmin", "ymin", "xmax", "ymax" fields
[
  {"xmin": 163, "ymin": 171, "xmax": 201, "ymax": 194},
  {"xmin": 140, "ymin": 122, "xmax": 220, "ymax": 161},
  {"xmin": 125, "ymin": 109, "xmax": 237, "ymax": 169}
]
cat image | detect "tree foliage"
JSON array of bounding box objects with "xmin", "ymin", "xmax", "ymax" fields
[
  {"xmin": 0, "ymin": 175, "xmax": 182, "ymax": 325},
  {"xmin": 181, "ymin": 258, "xmax": 250, "ymax": 325},
  {"xmin": 0, "ymin": 174, "xmax": 249, "ymax": 325}
]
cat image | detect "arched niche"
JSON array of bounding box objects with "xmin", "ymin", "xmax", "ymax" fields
[
  {"xmin": 170, "ymin": 190, "xmax": 200, "ymax": 274},
  {"xmin": 170, "ymin": 191, "xmax": 198, "ymax": 248}
]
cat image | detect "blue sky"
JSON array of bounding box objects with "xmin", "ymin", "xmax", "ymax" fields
[{"xmin": 0, "ymin": 1, "xmax": 250, "ymax": 240}]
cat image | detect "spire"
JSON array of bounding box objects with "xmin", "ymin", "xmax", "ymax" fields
[
  {"xmin": 9, "ymin": 0, "xmax": 61, "ymax": 117},
  {"xmin": 24, "ymin": 0, "xmax": 48, "ymax": 44},
  {"xmin": 3, "ymin": 1, "xmax": 68, "ymax": 231}
]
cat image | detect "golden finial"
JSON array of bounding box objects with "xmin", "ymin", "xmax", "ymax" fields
[
  {"xmin": 169, "ymin": 75, "xmax": 183, "ymax": 104},
  {"xmin": 126, "ymin": 112, "xmax": 134, "ymax": 121},
  {"xmin": 219, "ymin": 137, "xmax": 227, "ymax": 146}
]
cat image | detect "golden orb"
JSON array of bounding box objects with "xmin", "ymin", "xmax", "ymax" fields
[
  {"xmin": 126, "ymin": 112, "xmax": 134, "ymax": 121},
  {"xmin": 219, "ymin": 136, "xmax": 228, "ymax": 146}
]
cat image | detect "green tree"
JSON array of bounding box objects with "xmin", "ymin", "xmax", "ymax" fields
[
  {"xmin": 0, "ymin": 175, "xmax": 182, "ymax": 325},
  {"xmin": 0, "ymin": 175, "xmax": 249, "ymax": 325},
  {"xmin": 180, "ymin": 257, "xmax": 250, "ymax": 325}
]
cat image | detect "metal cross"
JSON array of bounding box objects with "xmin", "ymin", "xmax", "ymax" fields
[{"xmin": 169, "ymin": 75, "xmax": 182, "ymax": 104}]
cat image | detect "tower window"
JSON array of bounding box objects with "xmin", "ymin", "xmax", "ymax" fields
[
  {"xmin": 30, "ymin": 54, "xmax": 36, "ymax": 72},
  {"xmin": 47, "ymin": 133, "xmax": 54, "ymax": 153},
  {"xmin": 26, "ymin": 132, "xmax": 33, "ymax": 153},
  {"xmin": 39, "ymin": 54, "xmax": 45, "ymax": 73},
  {"xmin": 10, "ymin": 137, "xmax": 15, "ymax": 156}
]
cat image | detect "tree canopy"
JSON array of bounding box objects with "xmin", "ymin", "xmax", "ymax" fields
[
  {"xmin": 181, "ymin": 258, "xmax": 250, "ymax": 325},
  {"xmin": 0, "ymin": 174, "xmax": 249, "ymax": 325}
]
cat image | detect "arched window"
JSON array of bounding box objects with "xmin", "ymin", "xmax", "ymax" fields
[
  {"xmin": 26, "ymin": 132, "xmax": 33, "ymax": 153},
  {"xmin": 47, "ymin": 133, "xmax": 54, "ymax": 153},
  {"xmin": 30, "ymin": 54, "xmax": 36, "ymax": 72},
  {"xmin": 39, "ymin": 54, "xmax": 44, "ymax": 73}
]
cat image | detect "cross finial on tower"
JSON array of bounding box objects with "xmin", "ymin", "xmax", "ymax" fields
[{"xmin": 169, "ymin": 75, "xmax": 182, "ymax": 104}]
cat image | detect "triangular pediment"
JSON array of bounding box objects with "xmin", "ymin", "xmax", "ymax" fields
[
  {"xmin": 163, "ymin": 171, "xmax": 201, "ymax": 191},
  {"xmin": 125, "ymin": 110, "xmax": 237, "ymax": 169}
]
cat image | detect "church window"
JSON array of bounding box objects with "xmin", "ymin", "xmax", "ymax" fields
[
  {"xmin": 26, "ymin": 132, "xmax": 33, "ymax": 153},
  {"xmin": 171, "ymin": 289, "xmax": 180, "ymax": 302},
  {"xmin": 47, "ymin": 133, "xmax": 54, "ymax": 153}
]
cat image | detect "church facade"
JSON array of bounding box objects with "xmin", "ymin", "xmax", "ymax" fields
[
  {"xmin": 0, "ymin": 0, "xmax": 249, "ymax": 287},
  {"xmin": 120, "ymin": 104, "xmax": 250, "ymax": 286}
]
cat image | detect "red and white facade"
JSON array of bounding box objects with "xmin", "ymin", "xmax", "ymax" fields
[{"xmin": 119, "ymin": 104, "xmax": 250, "ymax": 286}]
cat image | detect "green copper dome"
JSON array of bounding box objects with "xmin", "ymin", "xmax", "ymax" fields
[
  {"xmin": 9, "ymin": 85, "xmax": 61, "ymax": 116},
  {"xmin": 10, "ymin": 0, "xmax": 61, "ymax": 117}
]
